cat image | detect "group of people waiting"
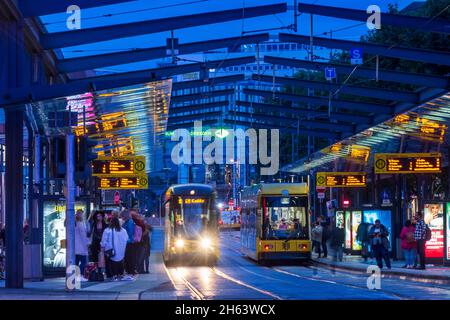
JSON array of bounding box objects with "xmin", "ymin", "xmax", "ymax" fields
[
  {"xmin": 311, "ymin": 212, "xmax": 429, "ymax": 270},
  {"xmin": 356, "ymin": 212, "xmax": 429, "ymax": 270},
  {"xmin": 311, "ymin": 215, "xmax": 345, "ymax": 262},
  {"xmin": 75, "ymin": 208, "xmax": 152, "ymax": 281}
]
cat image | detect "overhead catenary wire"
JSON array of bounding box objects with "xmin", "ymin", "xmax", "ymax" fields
[
  {"xmin": 42, "ymin": 0, "xmax": 209, "ymax": 26},
  {"xmin": 328, "ymin": 4, "xmax": 450, "ymax": 99}
]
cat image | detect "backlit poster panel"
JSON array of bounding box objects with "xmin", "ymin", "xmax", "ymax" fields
[
  {"xmin": 345, "ymin": 211, "xmax": 351, "ymax": 249},
  {"xmin": 424, "ymin": 203, "xmax": 444, "ymax": 259},
  {"xmin": 363, "ymin": 210, "xmax": 392, "ymax": 250},
  {"xmin": 352, "ymin": 211, "xmax": 362, "ymax": 251},
  {"xmin": 446, "ymin": 203, "xmax": 450, "ymax": 261},
  {"xmin": 43, "ymin": 201, "xmax": 87, "ymax": 268}
]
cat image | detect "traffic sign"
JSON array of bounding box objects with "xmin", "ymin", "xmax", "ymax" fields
[
  {"xmin": 325, "ymin": 67, "xmax": 336, "ymax": 81},
  {"xmin": 92, "ymin": 156, "xmax": 146, "ymax": 176},
  {"xmin": 316, "ymin": 186, "xmax": 326, "ymax": 193},
  {"xmin": 350, "ymin": 48, "xmax": 363, "ymax": 64}
]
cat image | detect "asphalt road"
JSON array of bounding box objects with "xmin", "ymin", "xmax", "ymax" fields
[{"xmin": 163, "ymin": 229, "xmax": 450, "ymax": 300}]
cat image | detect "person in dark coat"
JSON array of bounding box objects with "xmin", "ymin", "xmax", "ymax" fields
[
  {"xmin": 356, "ymin": 221, "xmax": 371, "ymax": 262},
  {"xmin": 368, "ymin": 219, "xmax": 391, "ymax": 269},
  {"xmin": 142, "ymin": 222, "xmax": 152, "ymax": 273},
  {"xmin": 88, "ymin": 211, "xmax": 108, "ymax": 276},
  {"xmin": 330, "ymin": 224, "xmax": 345, "ymax": 262},
  {"xmin": 319, "ymin": 215, "xmax": 330, "ymax": 258}
]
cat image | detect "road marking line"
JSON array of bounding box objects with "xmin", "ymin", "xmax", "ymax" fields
[{"xmin": 212, "ymin": 267, "xmax": 283, "ymax": 300}]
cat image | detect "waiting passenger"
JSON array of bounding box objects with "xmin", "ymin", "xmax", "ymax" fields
[
  {"xmin": 278, "ymin": 218, "xmax": 288, "ymax": 230},
  {"xmin": 100, "ymin": 216, "xmax": 130, "ymax": 281},
  {"xmin": 311, "ymin": 221, "xmax": 323, "ymax": 258}
]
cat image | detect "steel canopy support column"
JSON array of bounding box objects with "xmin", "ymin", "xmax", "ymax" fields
[
  {"xmin": 5, "ymin": 107, "xmax": 24, "ymax": 288},
  {"xmin": 65, "ymin": 133, "xmax": 76, "ymax": 290}
]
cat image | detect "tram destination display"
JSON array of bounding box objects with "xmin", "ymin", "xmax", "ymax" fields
[
  {"xmin": 92, "ymin": 156, "xmax": 146, "ymax": 176},
  {"xmin": 316, "ymin": 172, "xmax": 366, "ymax": 187},
  {"xmin": 375, "ymin": 153, "xmax": 441, "ymax": 174}
]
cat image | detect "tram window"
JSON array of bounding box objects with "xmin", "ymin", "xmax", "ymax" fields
[
  {"xmin": 262, "ymin": 196, "xmax": 308, "ymax": 240},
  {"xmin": 173, "ymin": 197, "xmax": 211, "ymax": 239}
]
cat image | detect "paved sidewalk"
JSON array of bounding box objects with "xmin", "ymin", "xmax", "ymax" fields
[
  {"xmin": 312, "ymin": 254, "xmax": 450, "ymax": 285},
  {"xmin": 0, "ymin": 227, "xmax": 176, "ymax": 300}
]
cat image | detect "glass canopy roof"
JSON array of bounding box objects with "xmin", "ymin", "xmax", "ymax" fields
[
  {"xmin": 31, "ymin": 80, "xmax": 172, "ymax": 173},
  {"xmin": 283, "ymin": 92, "xmax": 450, "ymax": 174}
]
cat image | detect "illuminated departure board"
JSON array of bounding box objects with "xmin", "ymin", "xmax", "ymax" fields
[
  {"xmin": 98, "ymin": 175, "xmax": 148, "ymax": 189},
  {"xmin": 316, "ymin": 172, "xmax": 366, "ymax": 188},
  {"xmin": 92, "ymin": 156, "xmax": 145, "ymax": 176},
  {"xmin": 375, "ymin": 153, "xmax": 441, "ymax": 174}
]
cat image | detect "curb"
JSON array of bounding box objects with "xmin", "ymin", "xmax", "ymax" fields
[{"xmin": 312, "ymin": 259, "xmax": 450, "ymax": 285}]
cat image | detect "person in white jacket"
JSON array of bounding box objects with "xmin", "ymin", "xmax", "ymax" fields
[
  {"xmin": 75, "ymin": 209, "xmax": 90, "ymax": 281},
  {"xmin": 101, "ymin": 216, "xmax": 130, "ymax": 281}
]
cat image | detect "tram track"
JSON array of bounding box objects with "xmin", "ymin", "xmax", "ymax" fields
[
  {"xmin": 164, "ymin": 261, "xmax": 283, "ymax": 300},
  {"xmin": 220, "ymin": 234, "xmax": 416, "ymax": 300},
  {"xmin": 163, "ymin": 263, "xmax": 206, "ymax": 300}
]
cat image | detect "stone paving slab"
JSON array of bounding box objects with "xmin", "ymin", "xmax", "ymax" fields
[{"xmin": 313, "ymin": 255, "xmax": 450, "ymax": 285}]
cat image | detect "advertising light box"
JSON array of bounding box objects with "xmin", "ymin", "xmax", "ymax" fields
[
  {"xmin": 43, "ymin": 201, "xmax": 87, "ymax": 269},
  {"xmin": 345, "ymin": 211, "xmax": 351, "ymax": 249},
  {"xmin": 424, "ymin": 203, "xmax": 444, "ymax": 259},
  {"xmin": 363, "ymin": 210, "xmax": 392, "ymax": 248},
  {"xmin": 352, "ymin": 211, "xmax": 362, "ymax": 251},
  {"xmin": 447, "ymin": 203, "xmax": 450, "ymax": 261}
]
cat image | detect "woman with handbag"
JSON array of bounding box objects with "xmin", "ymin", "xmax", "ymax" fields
[{"xmin": 100, "ymin": 216, "xmax": 129, "ymax": 281}]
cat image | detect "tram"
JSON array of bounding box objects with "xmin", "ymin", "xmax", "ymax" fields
[
  {"xmin": 240, "ymin": 183, "xmax": 311, "ymax": 262},
  {"xmin": 163, "ymin": 184, "xmax": 220, "ymax": 265}
]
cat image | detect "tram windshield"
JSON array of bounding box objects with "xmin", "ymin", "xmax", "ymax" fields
[
  {"xmin": 262, "ymin": 196, "xmax": 308, "ymax": 240},
  {"xmin": 173, "ymin": 197, "xmax": 210, "ymax": 239}
]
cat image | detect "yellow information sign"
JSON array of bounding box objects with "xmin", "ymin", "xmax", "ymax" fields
[
  {"xmin": 98, "ymin": 175, "xmax": 148, "ymax": 190},
  {"xmin": 374, "ymin": 153, "xmax": 441, "ymax": 174},
  {"xmin": 92, "ymin": 156, "xmax": 146, "ymax": 176},
  {"xmin": 316, "ymin": 172, "xmax": 366, "ymax": 188}
]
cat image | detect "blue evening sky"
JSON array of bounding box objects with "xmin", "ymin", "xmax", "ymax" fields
[{"xmin": 40, "ymin": 0, "xmax": 423, "ymax": 72}]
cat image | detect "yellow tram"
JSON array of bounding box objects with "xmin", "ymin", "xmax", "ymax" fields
[
  {"xmin": 163, "ymin": 184, "xmax": 220, "ymax": 265},
  {"xmin": 240, "ymin": 183, "xmax": 311, "ymax": 262}
]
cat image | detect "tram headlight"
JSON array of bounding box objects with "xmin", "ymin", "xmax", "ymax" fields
[
  {"xmin": 201, "ymin": 237, "xmax": 212, "ymax": 249},
  {"xmin": 175, "ymin": 239, "xmax": 185, "ymax": 248}
]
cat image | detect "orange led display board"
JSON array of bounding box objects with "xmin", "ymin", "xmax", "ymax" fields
[
  {"xmin": 98, "ymin": 175, "xmax": 148, "ymax": 189},
  {"xmin": 92, "ymin": 156, "xmax": 145, "ymax": 176},
  {"xmin": 316, "ymin": 172, "xmax": 366, "ymax": 188},
  {"xmin": 375, "ymin": 153, "xmax": 441, "ymax": 174}
]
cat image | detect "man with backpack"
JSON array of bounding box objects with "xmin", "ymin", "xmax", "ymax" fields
[{"xmin": 414, "ymin": 212, "xmax": 429, "ymax": 270}]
